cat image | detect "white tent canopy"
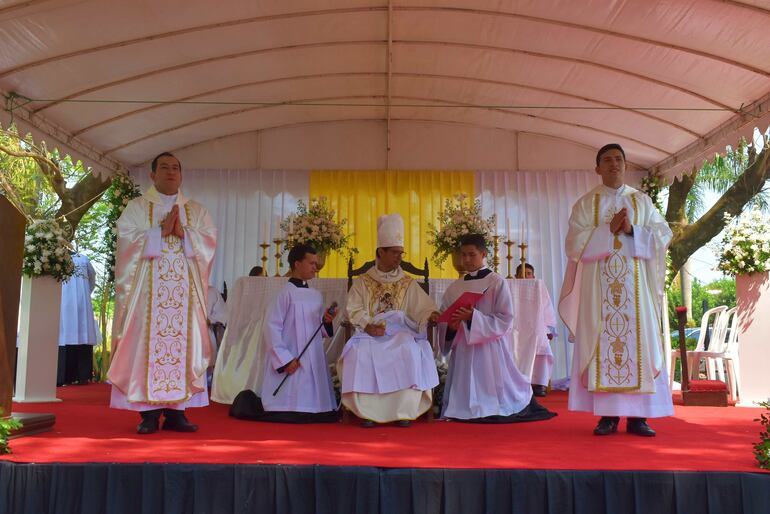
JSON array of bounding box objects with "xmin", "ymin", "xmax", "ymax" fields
[{"xmin": 1, "ymin": 0, "xmax": 769, "ymax": 176}]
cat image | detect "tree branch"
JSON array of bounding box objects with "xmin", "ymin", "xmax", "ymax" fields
[{"xmin": 668, "ymin": 147, "xmax": 770, "ymax": 271}]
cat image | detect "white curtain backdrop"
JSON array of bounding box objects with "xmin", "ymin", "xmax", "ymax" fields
[
  {"xmin": 133, "ymin": 167, "xmax": 600, "ymax": 382},
  {"xmin": 476, "ymin": 170, "xmax": 601, "ymax": 381},
  {"xmin": 134, "ymin": 169, "xmax": 309, "ymax": 293}
]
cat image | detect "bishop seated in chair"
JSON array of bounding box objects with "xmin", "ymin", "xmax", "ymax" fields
[{"xmin": 337, "ymin": 213, "xmax": 440, "ymax": 428}]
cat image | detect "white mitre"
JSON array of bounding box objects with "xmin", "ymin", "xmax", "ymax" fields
[{"xmin": 376, "ymin": 213, "xmax": 405, "ymax": 248}]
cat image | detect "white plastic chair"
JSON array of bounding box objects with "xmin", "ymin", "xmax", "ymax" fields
[
  {"xmin": 689, "ymin": 307, "xmax": 740, "ymax": 401},
  {"xmin": 688, "ymin": 306, "xmax": 733, "ymax": 381},
  {"xmin": 721, "ymin": 309, "xmax": 741, "ymax": 402},
  {"xmin": 670, "ymin": 305, "xmax": 727, "ymax": 389}
]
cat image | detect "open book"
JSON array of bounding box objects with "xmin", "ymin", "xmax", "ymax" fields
[{"xmin": 437, "ymin": 290, "xmax": 486, "ymax": 324}]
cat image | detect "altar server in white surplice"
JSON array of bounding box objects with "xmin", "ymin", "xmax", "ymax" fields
[
  {"xmin": 438, "ymin": 234, "xmax": 555, "ymax": 423},
  {"xmin": 559, "ymin": 143, "xmax": 673, "ymax": 437},
  {"xmin": 57, "ymin": 252, "xmax": 99, "ymax": 385},
  {"xmin": 256, "ymin": 244, "xmax": 339, "ymax": 419},
  {"xmin": 108, "ymin": 152, "xmax": 217, "ymax": 435},
  {"xmin": 338, "ymin": 213, "xmax": 439, "ymax": 428}
]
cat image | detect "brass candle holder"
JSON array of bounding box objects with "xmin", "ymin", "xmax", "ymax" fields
[
  {"xmin": 504, "ymin": 240, "xmax": 515, "ymax": 279},
  {"xmin": 273, "ymin": 238, "xmax": 283, "ymax": 277},
  {"xmin": 259, "ymin": 242, "xmax": 271, "ymax": 277},
  {"xmin": 517, "ymin": 242, "xmax": 528, "ymax": 278},
  {"xmin": 492, "ymin": 235, "xmax": 500, "ymax": 274}
]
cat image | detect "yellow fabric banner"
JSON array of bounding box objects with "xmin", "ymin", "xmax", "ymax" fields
[{"xmin": 309, "ymin": 170, "xmax": 475, "ymax": 279}]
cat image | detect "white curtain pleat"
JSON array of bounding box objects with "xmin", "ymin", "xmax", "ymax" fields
[
  {"xmin": 134, "ymin": 169, "xmax": 309, "ymax": 293},
  {"xmin": 476, "ymin": 170, "xmax": 601, "ymax": 381}
]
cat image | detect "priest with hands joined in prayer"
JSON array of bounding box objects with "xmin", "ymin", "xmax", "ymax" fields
[
  {"xmin": 108, "ymin": 152, "xmax": 217, "ymax": 435},
  {"xmin": 437, "ymin": 234, "xmax": 555, "ymax": 423},
  {"xmin": 559, "ymin": 143, "xmax": 673, "ymax": 437}
]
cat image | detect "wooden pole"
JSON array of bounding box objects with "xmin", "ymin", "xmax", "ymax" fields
[{"xmin": 675, "ymin": 306, "xmax": 690, "ymax": 392}]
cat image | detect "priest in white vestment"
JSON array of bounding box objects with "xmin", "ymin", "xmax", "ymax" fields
[
  {"xmin": 229, "ymin": 244, "xmax": 339, "ymax": 423},
  {"xmin": 559, "ymin": 144, "xmax": 673, "ymax": 437},
  {"xmin": 108, "ymin": 152, "xmax": 217, "ymax": 434},
  {"xmin": 438, "ymin": 234, "xmax": 555, "ymax": 423},
  {"xmin": 338, "ymin": 214, "xmax": 439, "ymax": 427}
]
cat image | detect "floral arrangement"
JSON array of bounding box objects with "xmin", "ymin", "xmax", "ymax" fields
[
  {"xmin": 640, "ymin": 173, "xmax": 666, "ymax": 211},
  {"xmin": 0, "ymin": 408, "xmax": 22, "ymax": 455},
  {"xmin": 715, "ymin": 207, "xmax": 770, "ymax": 276},
  {"xmin": 280, "ymin": 197, "xmax": 354, "ymax": 256},
  {"xmin": 427, "ymin": 193, "xmax": 496, "ymax": 267},
  {"xmin": 104, "ymin": 173, "xmax": 142, "ymax": 282},
  {"xmin": 22, "ymin": 219, "xmax": 76, "ymax": 281}
]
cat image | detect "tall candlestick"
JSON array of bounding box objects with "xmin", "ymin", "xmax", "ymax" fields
[
  {"xmin": 273, "ymin": 238, "xmax": 284, "ymax": 277},
  {"xmin": 504, "ymin": 239, "xmax": 515, "ymax": 279},
  {"xmin": 517, "ymin": 242, "xmax": 528, "ymax": 279},
  {"xmin": 259, "ymin": 242, "xmax": 270, "ymax": 277},
  {"xmin": 492, "ymin": 235, "xmax": 500, "ymax": 274}
]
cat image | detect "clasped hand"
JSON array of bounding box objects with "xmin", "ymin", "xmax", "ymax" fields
[
  {"xmin": 609, "ymin": 208, "xmax": 632, "ymax": 235},
  {"xmin": 161, "ymin": 205, "xmax": 185, "ymax": 239}
]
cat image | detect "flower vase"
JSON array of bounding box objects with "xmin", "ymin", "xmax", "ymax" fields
[
  {"xmin": 736, "ymin": 271, "xmax": 770, "ymax": 406},
  {"xmin": 451, "ymin": 248, "xmax": 466, "ymax": 277},
  {"xmin": 14, "ymin": 275, "xmax": 62, "ymax": 403},
  {"xmin": 316, "ymin": 250, "xmax": 327, "ymax": 272}
]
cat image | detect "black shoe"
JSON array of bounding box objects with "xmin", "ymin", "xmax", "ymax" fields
[
  {"xmin": 593, "ymin": 416, "xmax": 619, "ymax": 436},
  {"xmin": 162, "ymin": 409, "xmax": 198, "ymax": 432},
  {"xmin": 360, "ymin": 419, "xmax": 376, "ymax": 428},
  {"xmin": 532, "ymin": 384, "xmax": 547, "ymax": 397},
  {"xmin": 396, "ymin": 420, "xmax": 411, "ymax": 428},
  {"xmin": 627, "ymin": 417, "xmax": 656, "ymax": 437},
  {"xmin": 137, "ymin": 409, "xmax": 162, "ymax": 435}
]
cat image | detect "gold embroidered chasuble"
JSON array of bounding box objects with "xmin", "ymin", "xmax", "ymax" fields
[
  {"xmin": 346, "ymin": 266, "xmax": 436, "ymax": 331},
  {"xmin": 559, "ymin": 184, "xmax": 672, "ymax": 394},
  {"xmin": 108, "ymin": 187, "xmax": 217, "ymax": 406}
]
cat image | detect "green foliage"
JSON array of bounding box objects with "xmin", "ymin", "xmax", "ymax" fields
[
  {"xmin": 0, "ymin": 124, "xmax": 60, "ymax": 217},
  {"xmin": 0, "ymin": 408, "xmax": 22, "ymax": 455},
  {"xmin": 667, "ymin": 277, "xmax": 736, "ymax": 332},
  {"xmin": 102, "ymin": 173, "xmax": 141, "ymax": 282},
  {"xmin": 754, "ymin": 401, "xmax": 770, "ymax": 470}
]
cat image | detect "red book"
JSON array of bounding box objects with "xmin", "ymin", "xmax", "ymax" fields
[{"xmin": 437, "ymin": 290, "xmax": 485, "ymax": 323}]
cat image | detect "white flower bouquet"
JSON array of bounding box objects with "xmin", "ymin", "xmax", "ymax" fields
[
  {"xmin": 22, "ymin": 219, "xmax": 75, "ymax": 281},
  {"xmin": 427, "ymin": 193, "xmax": 496, "ymax": 267},
  {"xmin": 281, "ymin": 197, "xmax": 355, "ymax": 256},
  {"xmin": 715, "ymin": 207, "xmax": 770, "ymax": 276},
  {"xmin": 104, "ymin": 172, "xmax": 141, "ymax": 281}
]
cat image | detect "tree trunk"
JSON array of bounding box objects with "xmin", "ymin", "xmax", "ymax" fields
[
  {"xmin": 681, "ymin": 258, "xmax": 693, "ymax": 322},
  {"xmin": 55, "ymin": 173, "xmax": 112, "ymax": 238}
]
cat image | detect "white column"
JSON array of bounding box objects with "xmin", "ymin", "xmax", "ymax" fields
[
  {"xmin": 14, "ymin": 276, "xmax": 62, "ymax": 403},
  {"xmin": 736, "ymin": 271, "xmax": 770, "ymax": 407}
]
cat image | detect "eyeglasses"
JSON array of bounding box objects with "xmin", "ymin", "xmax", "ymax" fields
[{"xmin": 385, "ymin": 249, "xmax": 406, "ymax": 257}]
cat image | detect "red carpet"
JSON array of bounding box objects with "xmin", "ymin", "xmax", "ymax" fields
[{"xmin": 2, "ymin": 383, "xmax": 766, "ymax": 472}]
